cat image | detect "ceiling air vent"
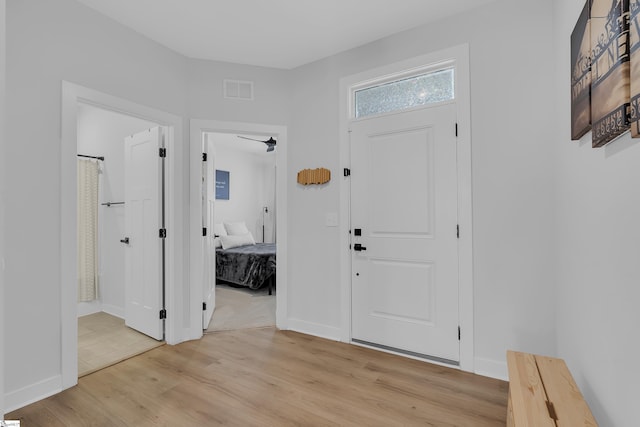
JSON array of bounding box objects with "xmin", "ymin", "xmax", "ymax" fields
[{"xmin": 224, "ymin": 79, "xmax": 254, "ymax": 101}]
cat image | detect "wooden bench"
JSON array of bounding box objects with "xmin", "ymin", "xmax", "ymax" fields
[{"xmin": 506, "ymin": 350, "xmax": 598, "ymax": 426}]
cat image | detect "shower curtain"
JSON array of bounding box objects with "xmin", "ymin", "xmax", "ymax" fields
[{"xmin": 77, "ymin": 159, "xmax": 99, "ymax": 302}]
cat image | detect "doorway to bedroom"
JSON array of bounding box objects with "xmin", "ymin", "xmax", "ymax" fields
[{"xmin": 203, "ymin": 131, "xmax": 277, "ymax": 333}]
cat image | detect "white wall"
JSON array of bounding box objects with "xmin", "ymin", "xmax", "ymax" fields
[
  {"xmin": 0, "ymin": 0, "xmax": 6, "ymax": 418},
  {"xmin": 287, "ymin": 0, "xmax": 557, "ymax": 374},
  {"xmin": 76, "ymin": 104, "xmax": 156, "ymax": 318},
  {"xmin": 211, "ymin": 140, "xmax": 276, "ymax": 242},
  {"xmin": 4, "ymin": 0, "xmax": 291, "ymax": 411},
  {"xmin": 261, "ymin": 157, "xmax": 276, "ymax": 244},
  {"xmin": 553, "ymin": 1, "xmax": 640, "ymax": 426},
  {"xmin": 187, "ymin": 58, "xmax": 290, "ymax": 125},
  {"xmin": 4, "ymin": 0, "xmax": 187, "ymax": 410},
  {"xmin": 11, "ymin": 0, "xmax": 634, "ymax": 424},
  {"xmin": 185, "ymin": 57, "xmax": 289, "ymax": 284}
]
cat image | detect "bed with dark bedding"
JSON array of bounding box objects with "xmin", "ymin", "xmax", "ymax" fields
[{"xmin": 215, "ymin": 243, "xmax": 276, "ymax": 293}]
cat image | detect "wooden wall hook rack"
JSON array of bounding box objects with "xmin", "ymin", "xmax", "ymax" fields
[{"xmin": 297, "ymin": 168, "xmax": 331, "ymax": 185}]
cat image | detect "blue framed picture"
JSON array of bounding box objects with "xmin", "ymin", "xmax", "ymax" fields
[{"xmin": 215, "ymin": 170, "xmax": 229, "ymax": 200}]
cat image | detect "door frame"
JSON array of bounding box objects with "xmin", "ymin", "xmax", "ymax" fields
[
  {"xmin": 61, "ymin": 81, "xmax": 184, "ymax": 389},
  {"xmin": 338, "ymin": 44, "xmax": 474, "ymax": 372},
  {"xmin": 201, "ymin": 133, "xmax": 216, "ymax": 328},
  {"xmin": 190, "ymin": 119, "xmax": 288, "ymax": 333},
  {"xmin": 0, "ymin": 0, "xmax": 6, "ymax": 417}
]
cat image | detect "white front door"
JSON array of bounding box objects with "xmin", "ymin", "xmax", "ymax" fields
[
  {"xmin": 350, "ymin": 103, "xmax": 459, "ymax": 364},
  {"xmin": 124, "ymin": 127, "xmax": 164, "ymax": 340},
  {"xmin": 202, "ymin": 134, "xmax": 216, "ymax": 328}
]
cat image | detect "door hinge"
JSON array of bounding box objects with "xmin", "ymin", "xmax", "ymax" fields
[
  {"xmin": 455, "ymin": 123, "xmax": 458, "ymax": 137},
  {"xmin": 203, "ymin": 227, "xmax": 207, "ymax": 237},
  {"xmin": 344, "ymin": 168, "xmax": 351, "ymax": 177},
  {"xmin": 159, "ymin": 309, "xmax": 167, "ymax": 320},
  {"xmin": 458, "ymin": 326, "xmax": 461, "ymax": 340},
  {"xmin": 457, "ymin": 224, "xmax": 459, "ymax": 239},
  {"xmin": 159, "ymin": 147, "xmax": 167, "ymax": 158},
  {"xmin": 202, "ymin": 152, "xmax": 207, "ymax": 161},
  {"xmin": 203, "ymin": 302, "xmax": 207, "ymax": 311},
  {"xmin": 159, "ymin": 228, "xmax": 167, "ymax": 238}
]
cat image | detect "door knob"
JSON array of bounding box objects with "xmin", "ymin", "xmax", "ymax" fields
[
  {"xmin": 120, "ymin": 237, "xmax": 130, "ymax": 244},
  {"xmin": 354, "ymin": 243, "xmax": 367, "ymax": 251}
]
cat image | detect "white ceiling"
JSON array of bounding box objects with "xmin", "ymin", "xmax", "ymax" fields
[{"xmin": 75, "ymin": 0, "xmax": 497, "ymax": 69}]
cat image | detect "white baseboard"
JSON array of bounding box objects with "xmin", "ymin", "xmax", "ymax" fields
[
  {"xmin": 275, "ymin": 308, "xmax": 287, "ymax": 331},
  {"xmin": 183, "ymin": 327, "xmax": 203, "ymax": 344},
  {"xmin": 4, "ymin": 375, "xmax": 61, "ymax": 413},
  {"xmin": 101, "ymin": 304, "xmax": 124, "ymax": 319},
  {"xmin": 77, "ymin": 300, "xmax": 102, "ymax": 317},
  {"xmin": 77, "ymin": 304, "xmax": 124, "ymax": 320},
  {"xmin": 286, "ymin": 318, "xmax": 342, "ymax": 342},
  {"xmin": 474, "ymin": 357, "xmax": 508, "ymax": 381}
]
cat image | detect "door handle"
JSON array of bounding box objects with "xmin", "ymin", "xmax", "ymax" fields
[
  {"xmin": 120, "ymin": 237, "xmax": 130, "ymax": 244},
  {"xmin": 354, "ymin": 243, "xmax": 367, "ymax": 251}
]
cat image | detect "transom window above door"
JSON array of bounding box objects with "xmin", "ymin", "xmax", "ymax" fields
[{"xmin": 353, "ymin": 66, "xmax": 455, "ymax": 119}]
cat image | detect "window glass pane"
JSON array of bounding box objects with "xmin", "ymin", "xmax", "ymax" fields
[{"xmin": 354, "ymin": 68, "xmax": 454, "ymax": 118}]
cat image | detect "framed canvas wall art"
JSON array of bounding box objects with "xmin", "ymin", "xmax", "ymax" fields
[
  {"xmin": 572, "ymin": 0, "xmax": 592, "ymax": 140},
  {"xmin": 590, "ymin": 0, "xmax": 630, "ymax": 147}
]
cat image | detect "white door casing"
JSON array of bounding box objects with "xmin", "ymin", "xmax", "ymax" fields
[
  {"xmin": 189, "ymin": 120, "xmax": 288, "ymax": 335},
  {"xmin": 339, "ymin": 45, "xmax": 473, "ymax": 371},
  {"xmin": 202, "ymin": 134, "xmax": 216, "ymax": 328},
  {"xmin": 61, "ymin": 82, "xmax": 183, "ymax": 395},
  {"xmin": 350, "ymin": 103, "xmax": 459, "ymax": 363},
  {"xmin": 124, "ymin": 126, "xmax": 164, "ymax": 340}
]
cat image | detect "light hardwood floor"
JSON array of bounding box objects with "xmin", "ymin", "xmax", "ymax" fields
[
  {"xmin": 206, "ymin": 284, "xmax": 275, "ymax": 332},
  {"xmin": 78, "ymin": 312, "xmax": 164, "ymax": 377},
  {"xmin": 9, "ymin": 327, "xmax": 507, "ymax": 426}
]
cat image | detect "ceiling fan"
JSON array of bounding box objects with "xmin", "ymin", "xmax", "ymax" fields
[{"xmin": 237, "ymin": 135, "xmax": 277, "ymax": 152}]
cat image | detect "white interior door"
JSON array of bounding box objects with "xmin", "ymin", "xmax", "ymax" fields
[
  {"xmin": 202, "ymin": 134, "xmax": 216, "ymax": 328},
  {"xmin": 350, "ymin": 103, "xmax": 459, "ymax": 364},
  {"xmin": 124, "ymin": 127, "xmax": 164, "ymax": 340}
]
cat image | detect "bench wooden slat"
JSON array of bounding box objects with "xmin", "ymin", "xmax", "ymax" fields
[
  {"xmin": 507, "ymin": 390, "xmax": 515, "ymax": 426},
  {"xmin": 507, "ymin": 351, "xmax": 556, "ymax": 427},
  {"xmin": 534, "ymin": 355, "xmax": 598, "ymax": 427}
]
